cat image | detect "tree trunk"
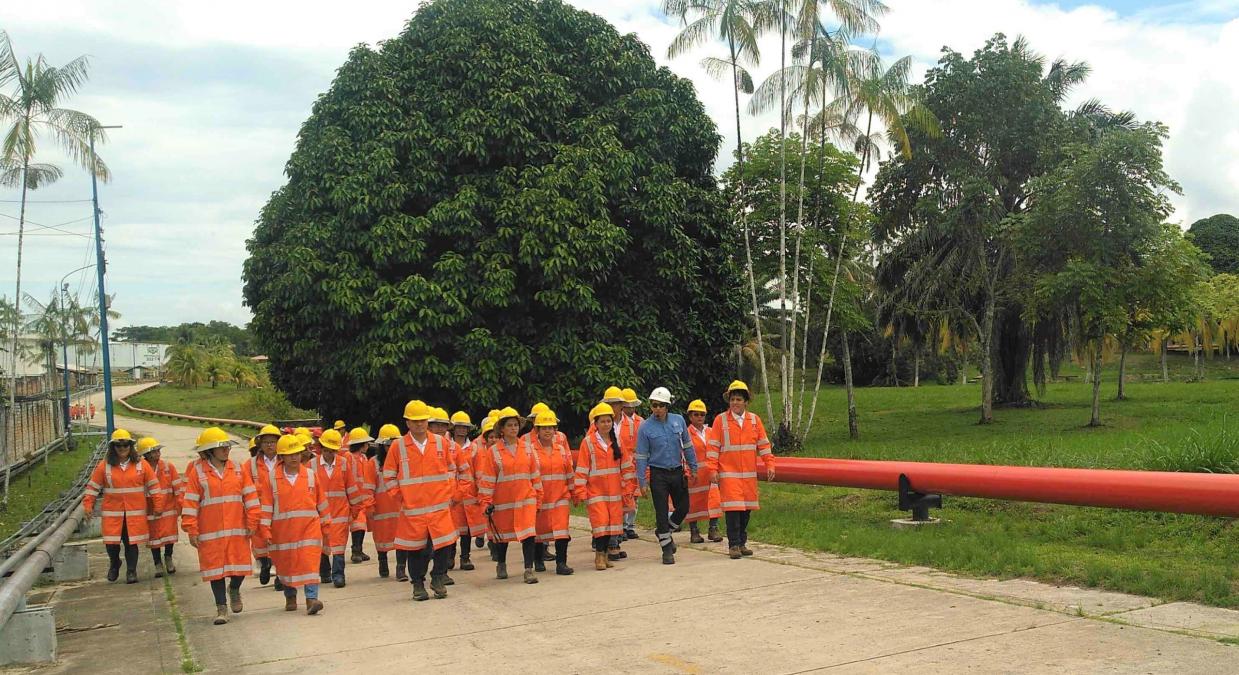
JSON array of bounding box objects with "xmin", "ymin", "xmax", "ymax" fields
[
  {"xmin": 5, "ymin": 161, "xmax": 31, "ymax": 505},
  {"xmin": 993, "ymin": 308, "xmax": 1032, "ymax": 405},
  {"xmin": 1116, "ymin": 341, "xmax": 1128, "ymax": 400},
  {"xmin": 788, "ymin": 83, "xmax": 814, "ymax": 427},
  {"xmin": 730, "ymin": 41, "xmax": 774, "ymax": 424},
  {"xmin": 842, "ymin": 331, "xmax": 858, "ymax": 440},
  {"xmin": 1089, "ymin": 346, "xmax": 1103, "ymax": 427},
  {"xmin": 979, "ymin": 296, "xmax": 996, "ymax": 424},
  {"xmin": 913, "ymin": 348, "xmax": 921, "ymax": 388},
  {"xmin": 1160, "ymin": 338, "xmax": 1169, "ymax": 382},
  {"xmin": 1194, "ymin": 335, "xmax": 1203, "ymax": 380},
  {"xmin": 797, "ymin": 254, "xmax": 815, "ymax": 431},
  {"xmin": 890, "ymin": 342, "xmax": 899, "ymax": 386},
  {"xmin": 776, "ymin": 2, "xmax": 791, "ymax": 435}
]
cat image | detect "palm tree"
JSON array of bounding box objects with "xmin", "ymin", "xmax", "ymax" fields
[
  {"xmin": 166, "ymin": 343, "xmax": 208, "ymax": 388},
  {"xmin": 803, "ymin": 52, "xmax": 938, "ymax": 434},
  {"xmin": 664, "ymin": 0, "xmax": 776, "ymax": 421},
  {"xmin": 1, "ymin": 32, "xmax": 109, "ymax": 449}
]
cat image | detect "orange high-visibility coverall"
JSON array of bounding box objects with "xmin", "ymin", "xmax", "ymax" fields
[
  {"xmin": 572, "ymin": 433, "xmax": 634, "ymax": 539},
  {"xmin": 181, "ymin": 460, "xmax": 261, "ymax": 581},
  {"xmin": 475, "ymin": 440, "xmax": 542, "ymax": 543},
  {"xmin": 144, "ymin": 458, "xmax": 182, "ymax": 547},
  {"xmin": 685, "ymin": 424, "xmax": 721, "ymax": 522},
  {"xmin": 448, "ymin": 438, "xmax": 482, "ymax": 536},
  {"xmin": 83, "ymin": 459, "xmax": 156, "ymax": 545},
  {"xmin": 241, "ymin": 455, "xmax": 277, "ymax": 558},
  {"xmin": 364, "ymin": 456, "xmax": 398, "ymax": 552},
  {"xmin": 707, "ymin": 411, "xmax": 775, "ymax": 512},
  {"xmin": 530, "ymin": 434, "xmax": 573, "ymax": 543},
  {"xmin": 311, "ymin": 453, "xmax": 359, "ymax": 556},
  {"xmin": 383, "ymin": 434, "xmax": 458, "ymax": 552},
  {"xmin": 348, "ymin": 448, "xmax": 371, "ymax": 533},
  {"xmin": 258, "ymin": 464, "xmax": 329, "ymax": 587}
]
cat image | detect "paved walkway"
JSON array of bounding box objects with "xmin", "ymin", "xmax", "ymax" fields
[{"xmin": 37, "ymin": 385, "xmax": 1239, "ymax": 673}]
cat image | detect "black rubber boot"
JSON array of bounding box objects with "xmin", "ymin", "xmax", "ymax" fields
[
  {"xmin": 533, "ymin": 544, "xmax": 547, "ymax": 572},
  {"xmin": 378, "ymin": 552, "xmax": 390, "ymax": 578},
  {"xmin": 412, "ymin": 581, "xmax": 429, "ymax": 601},
  {"xmin": 395, "ymin": 550, "xmax": 409, "ymax": 582},
  {"xmin": 259, "ymin": 557, "xmax": 272, "ymax": 585},
  {"xmin": 430, "ymin": 574, "xmax": 448, "ymax": 599}
]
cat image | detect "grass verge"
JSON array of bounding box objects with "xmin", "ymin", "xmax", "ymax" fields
[
  {"xmin": 0, "ymin": 437, "xmax": 99, "ymax": 540},
  {"xmin": 162, "ymin": 575, "xmax": 201, "ymax": 673}
]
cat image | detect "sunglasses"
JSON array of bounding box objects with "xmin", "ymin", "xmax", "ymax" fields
[{"xmin": 650, "ymin": 402, "xmax": 669, "ymax": 408}]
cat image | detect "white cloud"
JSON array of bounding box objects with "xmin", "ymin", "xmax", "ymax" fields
[{"xmin": 1, "ymin": 0, "xmax": 1236, "ymax": 331}]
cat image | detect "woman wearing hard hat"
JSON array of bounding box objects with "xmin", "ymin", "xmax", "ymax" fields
[
  {"xmin": 366, "ymin": 424, "xmax": 404, "ymax": 579},
  {"xmin": 450, "ymin": 411, "xmax": 486, "ymax": 571},
  {"xmin": 258, "ymin": 434, "xmax": 328, "ymax": 615},
  {"xmin": 530, "ymin": 410, "xmax": 575, "ymax": 575},
  {"xmin": 345, "ymin": 427, "xmax": 375, "ymax": 564},
  {"xmin": 83, "ymin": 429, "xmax": 155, "ymax": 584},
  {"xmin": 138, "ymin": 436, "xmax": 182, "ymax": 577},
  {"xmin": 474, "ymin": 413, "xmax": 500, "ymax": 560},
  {"xmin": 708, "ymin": 381, "xmax": 776, "ymax": 559},
  {"xmin": 684, "ymin": 400, "xmax": 723, "ymax": 543},
  {"xmin": 573, "ymin": 402, "xmax": 636, "ymax": 571},
  {"xmin": 242, "ymin": 425, "xmax": 282, "ymax": 587},
  {"xmin": 311, "ymin": 428, "xmax": 358, "ymax": 588},
  {"xmin": 181, "ymin": 427, "xmax": 260, "ymax": 625},
  {"xmin": 475, "ymin": 407, "xmax": 544, "ymax": 583}
]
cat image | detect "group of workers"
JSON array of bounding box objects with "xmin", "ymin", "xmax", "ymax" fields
[{"xmin": 81, "ymin": 380, "xmax": 774, "ymax": 625}]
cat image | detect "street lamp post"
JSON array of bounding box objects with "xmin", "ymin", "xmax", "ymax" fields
[
  {"xmin": 89, "ymin": 124, "xmax": 121, "ymax": 438},
  {"xmin": 57, "ymin": 264, "xmax": 93, "ymax": 455}
]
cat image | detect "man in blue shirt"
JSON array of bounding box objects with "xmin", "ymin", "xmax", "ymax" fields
[{"xmin": 635, "ymin": 387, "xmax": 698, "ymax": 564}]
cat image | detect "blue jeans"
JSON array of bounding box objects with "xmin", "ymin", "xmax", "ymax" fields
[
  {"xmin": 284, "ymin": 583, "xmax": 319, "ymax": 600},
  {"xmin": 623, "ymin": 503, "xmax": 637, "ymax": 529}
]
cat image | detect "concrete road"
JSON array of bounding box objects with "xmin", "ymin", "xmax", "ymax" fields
[{"xmin": 45, "ymin": 385, "xmax": 1239, "ymax": 673}]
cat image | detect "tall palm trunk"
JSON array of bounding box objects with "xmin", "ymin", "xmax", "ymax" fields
[
  {"xmin": 1160, "ymin": 337, "xmax": 1168, "ymax": 382},
  {"xmin": 788, "ymin": 83, "xmax": 813, "ymax": 427},
  {"xmin": 842, "ymin": 330, "xmax": 858, "ymax": 439},
  {"xmin": 776, "ymin": 0, "xmax": 791, "ymax": 433},
  {"xmin": 805, "ymin": 109, "xmax": 875, "ymax": 436},
  {"xmin": 6, "ymin": 162, "xmax": 30, "ymax": 502},
  {"xmin": 1116, "ymin": 340, "xmax": 1128, "ymax": 400},
  {"xmin": 1088, "ymin": 346, "xmax": 1103, "ymax": 427},
  {"xmin": 730, "ymin": 40, "xmax": 774, "ymax": 423}
]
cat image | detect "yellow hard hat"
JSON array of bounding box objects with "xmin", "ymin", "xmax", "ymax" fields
[
  {"xmin": 534, "ymin": 411, "xmax": 559, "ymax": 427},
  {"xmin": 687, "ymin": 399, "xmax": 707, "ymax": 414},
  {"xmin": 450, "ymin": 411, "xmax": 473, "ymax": 427},
  {"xmin": 376, "ymin": 424, "xmax": 401, "ymax": 442},
  {"xmin": 602, "ymin": 386, "xmax": 624, "ymax": 403},
  {"xmin": 276, "ymin": 434, "xmax": 306, "ymax": 456},
  {"xmin": 403, "ymin": 400, "xmax": 431, "ymax": 421},
  {"xmin": 248, "ymin": 436, "xmax": 257, "ymax": 450},
  {"xmin": 622, "ymin": 388, "xmax": 641, "ymax": 405},
  {"xmin": 195, "ymin": 427, "xmax": 236, "ymax": 453},
  {"xmin": 589, "ymin": 402, "xmax": 615, "ymax": 422},
  {"xmin": 429, "ymin": 407, "xmax": 451, "ymax": 424},
  {"xmin": 319, "ymin": 429, "xmax": 343, "ymax": 450},
  {"xmin": 347, "ymin": 427, "xmax": 373, "ymax": 445},
  {"xmin": 494, "ymin": 407, "xmax": 520, "ymax": 424},
  {"xmin": 293, "ymin": 426, "xmax": 310, "ymax": 437},
  {"xmin": 481, "ymin": 416, "xmax": 496, "ymax": 435},
  {"xmin": 257, "ymin": 424, "xmax": 281, "ymax": 438},
  {"xmin": 528, "ymin": 402, "xmax": 550, "ymax": 418},
  {"xmin": 110, "ymin": 428, "xmax": 133, "ymax": 443},
  {"xmin": 295, "ymin": 432, "xmax": 312, "ymax": 448},
  {"xmin": 725, "ymin": 380, "xmax": 751, "ymax": 401},
  {"xmin": 332, "ymin": 420, "xmax": 346, "ymax": 430},
  {"xmin": 487, "ymin": 409, "xmax": 501, "ymax": 420},
  {"xmin": 136, "ymin": 437, "xmax": 163, "ymax": 454}
]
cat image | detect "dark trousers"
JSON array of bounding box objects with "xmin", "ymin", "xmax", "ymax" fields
[
  {"xmin": 554, "ymin": 538, "xmax": 569, "ymax": 563},
  {"xmin": 725, "ymin": 510, "xmax": 752, "ymax": 548},
  {"xmin": 689, "ymin": 518, "xmax": 720, "ymax": 534},
  {"xmin": 410, "ymin": 542, "xmax": 451, "ymax": 583},
  {"xmin": 649, "ymin": 466, "xmax": 689, "ymax": 548},
  {"xmin": 150, "ymin": 543, "xmax": 174, "ymax": 563},
  {"xmin": 458, "ymin": 536, "xmax": 472, "ymax": 559},
  {"xmin": 209, "ymin": 576, "xmax": 243, "ymax": 605},
  {"xmin": 351, "ymin": 530, "xmax": 366, "ymax": 550},
  {"xmin": 320, "ymin": 553, "xmax": 345, "ymax": 578},
  {"xmin": 593, "ymin": 535, "xmax": 611, "ymax": 552},
  {"xmin": 495, "ymin": 537, "xmax": 536, "ymax": 568},
  {"xmin": 105, "ymin": 520, "xmax": 138, "ymax": 573}
]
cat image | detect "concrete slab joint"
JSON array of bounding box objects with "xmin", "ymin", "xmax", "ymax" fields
[
  {"xmin": 0, "ymin": 604, "xmax": 56, "ymax": 666},
  {"xmin": 44, "ymin": 541, "xmax": 90, "ymax": 582}
]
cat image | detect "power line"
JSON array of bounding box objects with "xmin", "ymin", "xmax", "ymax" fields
[{"xmin": 0, "ymin": 199, "xmax": 94, "ymax": 204}]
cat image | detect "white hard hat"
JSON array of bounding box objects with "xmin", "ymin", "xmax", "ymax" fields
[{"xmin": 649, "ymin": 387, "xmax": 673, "ymax": 404}]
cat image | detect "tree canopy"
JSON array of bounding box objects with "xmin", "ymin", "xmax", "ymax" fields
[
  {"xmin": 1188, "ymin": 213, "xmax": 1239, "ymax": 275},
  {"xmin": 243, "ymin": 0, "xmax": 744, "ymax": 430},
  {"xmin": 113, "ymin": 321, "xmax": 257, "ymax": 355}
]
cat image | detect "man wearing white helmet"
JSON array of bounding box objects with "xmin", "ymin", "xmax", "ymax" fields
[{"xmin": 634, "ymin": 387, "xmax": 697, "ymax": 565}]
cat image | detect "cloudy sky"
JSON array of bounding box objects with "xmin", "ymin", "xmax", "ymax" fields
[{"xmin": 2, "ymin": 0, "xmax": 1236, "ymax": 331}]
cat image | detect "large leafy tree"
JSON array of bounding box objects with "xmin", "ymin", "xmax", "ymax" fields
[
  {"xmin": 244, "ymin": 0, "xmax": 744, "ymax": 430},
  {"xmin": 1187, "ymin": 214, "xmax": 1239, "ymax": 275}
]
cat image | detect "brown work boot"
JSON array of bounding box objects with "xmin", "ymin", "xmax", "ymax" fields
[
  {"xmin": 284, "ymin": 596, "xmax": 297, "ymax": 612},
  {"xmin": 430, "ymin": 575, "xmax": 448, "ymax": 599},
  {"xmin": 228, "ymin": 587, "xmax": 243, "ymax": 613},
  {"xmin": 740, "ymin": 546, "xmax": 754, "ymax": 556},
  {"xmin": 412, "ymin": 581, "xmax": 430, "ymax": 601},
  {"xmin": 690, "ymin": 531, "xmax": 705, "ymax": 544},
  {"xmin": 153, "ymin": 562, "xmax": 166, "ymax": 578},
  {"xmin": 523, "ymin": 568, "xmax": 538, "ymax": 584},
  {"xmin": 729, "ymin": 546, "xmax": 742, "ymax": 559},
  {"xmin": 594, "ymin": 551, "xmax": 607, "ymax": 571},
  {"xmin": 708, "ymin": 526, "xmax": 723, "ymax": 542},
  {"xmin": 213, "ymin": 605, "xmax": 228, "ymax": 625},
  {"xmin": 306, "ymin": 599, "xmax": 324, "ymax": 615}
]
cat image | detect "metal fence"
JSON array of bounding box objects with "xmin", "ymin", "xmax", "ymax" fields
[{"xmin": 0, "ymin": 386, "xmax": 100, "ymax": 481}]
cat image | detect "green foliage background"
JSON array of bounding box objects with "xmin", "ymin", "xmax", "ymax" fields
[{"xmin": 243, "ymin": 0, "xmax": 745, "ymax": 430}]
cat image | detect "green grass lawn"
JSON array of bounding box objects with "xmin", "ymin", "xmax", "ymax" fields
[
  {"xmin": 678, "ymin": 351, "xmax": 1239, "ymax": 608},
  {"xmin": 120, "ymin": 384, "xmax": 317, "ymax": 437},
  {"xmin": 0, "ymin": 436, "xmax": 101, "ymax": 541}
]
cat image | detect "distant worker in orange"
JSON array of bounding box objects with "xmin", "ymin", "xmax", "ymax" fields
[
  {"xmin": 684, "ymin": 400, "xmax": 723, "ymax": 543},
  {"xmin": 139, "ymin": 437, "xmax": 182, "ymax": 577},
  {"xmin": 258, "ymin": 434, "xmax": 328, "ymax": 615},
  {"xmin": 181, "ymin": 427, "xmax": 261, "ymax": 625},
  {"xmin": 345, "ymin": 427, "xmax": 375, "ymax": 564},
  {"xmin": 366, "ymin": 424, "xmax": 404, "ymax": 579},
  {"xmin": 530, "ymin": 410, "xmax": 574, "ymax": 575},
  {"xmin": 708, "ymin": 381, "xmax": 776, "ymax": 559},
  {"xmin": 83, "ymin": 429, "xmax": 156, "ymax": 584},
  {"xmin": 574, "ymin": 403, "xmax": 635, "ymax": 570},
  {"xmin": 242, "ymin": 425, "xmax": 282, "ymax": 587},
  {"xmin": 450, "ymin": 411, "xmax": 485, "ymax": 570},
  {"xmin": 475, "ymin": 407, "xmax": 543, "ymax": 583},
  {"xmin": 312, "ymin": 429, "xmax": 359, "ymax": 588}
]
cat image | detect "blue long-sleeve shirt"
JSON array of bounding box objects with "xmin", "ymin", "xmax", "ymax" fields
[{"xmin": 635, "ymin": 412, "xmax": 697, "ymax": 488}]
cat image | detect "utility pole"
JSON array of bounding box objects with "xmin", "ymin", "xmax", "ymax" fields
[
  {"xmin": 90, "ymin": 124, "xmax": 122, "ymax": 438},
  {"xmin": 56, "ymin": 265, "xmax": 92, "ymax": 450}
]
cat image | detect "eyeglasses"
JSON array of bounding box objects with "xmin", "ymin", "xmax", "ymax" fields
[{"xmin": 650, "ymin": 402, "xmax": 669, "ymax": 409}]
